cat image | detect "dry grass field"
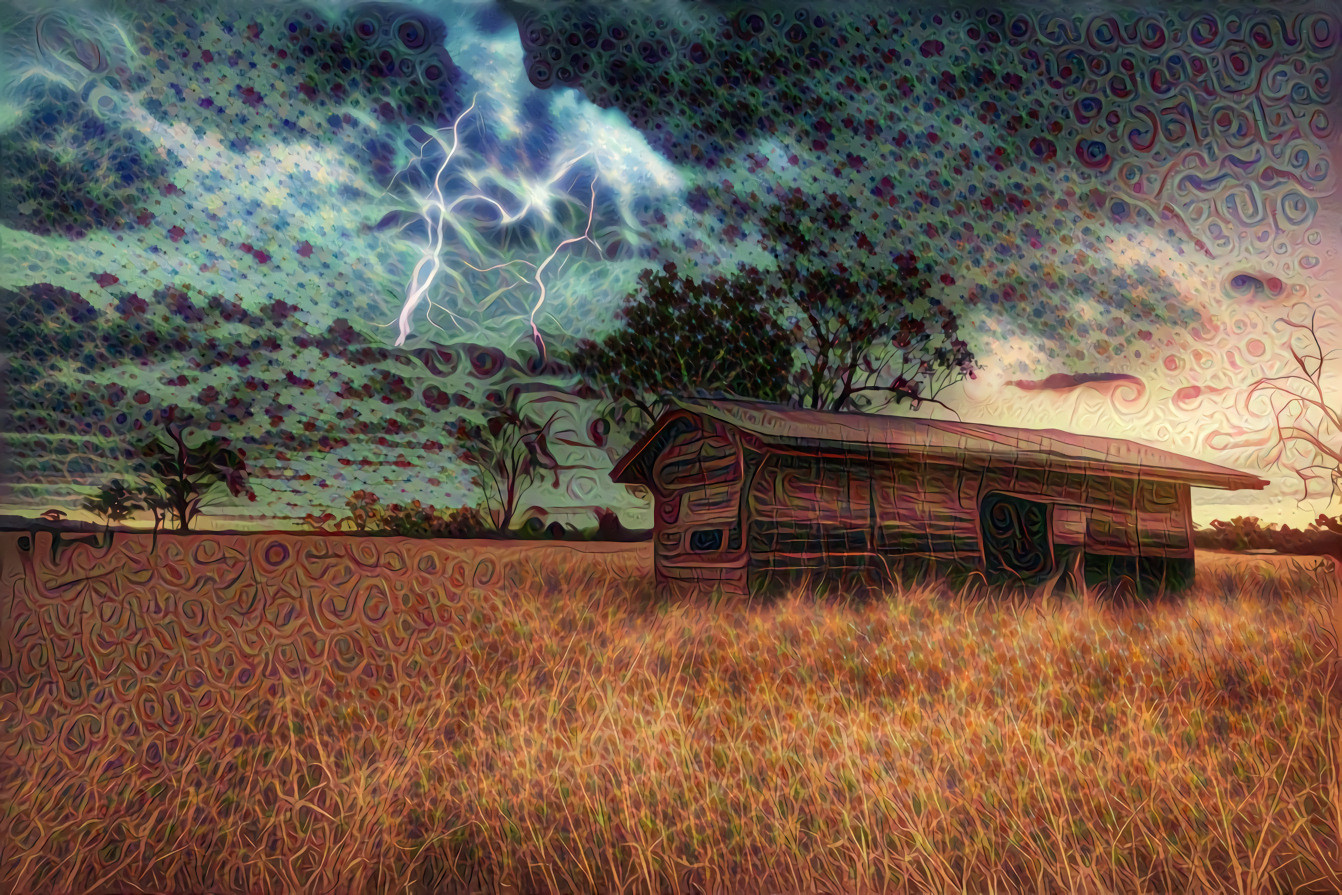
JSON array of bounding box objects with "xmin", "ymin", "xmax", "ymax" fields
[{"xmin": 1, "ymin": 531, "xmax": 1340, "ymax": 893}]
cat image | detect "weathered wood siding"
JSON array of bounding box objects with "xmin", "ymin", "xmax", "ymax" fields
[
  {"xmin": 645, "ymin": 423, "xmax": 1196, "ymax": 594},
  {"xmin": 974, "ymin": 464, "xmax": 1192, "ymax": 559},
  {"xmin": 871, "ymin": 457, "xmax": 980, "ymax": 559},
  {"xmin": 650, "ymin": 417, "xmax": 748, "ymax": 595},
  {"xmin": 745, "ymin": 451, "xmax": 980, "ymax": 572},
  {"xmin": 741, "ymin": 451, "xmax": 1195, "ymax": 580}
]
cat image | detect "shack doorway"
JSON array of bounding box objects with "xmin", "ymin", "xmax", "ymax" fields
[{"xmin": 980, "ymin": 492, "xmax": 1055, "ymax": 582}]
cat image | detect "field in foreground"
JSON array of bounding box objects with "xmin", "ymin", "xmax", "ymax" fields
[{"xmin": 1, "ymin": 532, "xmax": 1340, "ymax": 894}]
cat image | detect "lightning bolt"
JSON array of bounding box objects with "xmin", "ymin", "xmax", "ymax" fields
[
  {"xmin": 391, "ymin": 97, "xmax": 477, "ymax": 346},
  {"xmin": 382, "ymin": 96, "xmax": 605, "ymax": 351},
  {"xmin": 528, "ymin": 175, "xmax": 600, "ymax": 357}
]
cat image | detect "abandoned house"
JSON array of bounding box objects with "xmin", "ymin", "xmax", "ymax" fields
[{"xmin": 610, "ymin": 398, "xmax": 1269, "ymax": 596}]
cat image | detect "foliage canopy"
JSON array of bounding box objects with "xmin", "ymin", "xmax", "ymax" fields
[
  {"xmin": 135, "ymin": 421, "xmax": 254, "ymax": 532},
  {"xmin": 572, "ymin": 188, "xmax": 976, "ymax": 425}
]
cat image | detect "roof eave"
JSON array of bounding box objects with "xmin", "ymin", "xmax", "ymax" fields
[
  {"xmin": 608, "ymin": 409, "xmax": 688, "ymax": 485},
  {"xmin": 741, "ymin": 435, "xmax": 1269, "ymax": 491},
  {"xmin": 609, "ymin": 445, "xmax": 651, "ymax": 485},
  {"xmin": 1182, "ymin": 474, "xmax": 1272, "ymax": 492}
]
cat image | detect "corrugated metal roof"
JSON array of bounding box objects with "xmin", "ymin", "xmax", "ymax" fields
[{"xmin": 611, "ymin": 397, "xmax": 1270, "ymax": 491}]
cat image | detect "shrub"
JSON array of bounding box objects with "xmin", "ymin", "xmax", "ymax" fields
[
  {"xmin": 339, "ymin": 490, "xmax": 385, "ymax": 533},
  {"xmin": 379, "ymin": 501, "xmax": 486, "ymax": 539}
]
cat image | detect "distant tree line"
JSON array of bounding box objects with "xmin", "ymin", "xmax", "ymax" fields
[
  {"xmin": 74, "ymin": 386, "xmax": 638, "ymax": 540},
  {"xmin": 303, "ymin": 491, "xmax": 637, "ymax": 541},
  {"xmin": 82, "ymin": 414, "xmax": 254, "ymax": 536},
  {"xmin": 1194, "ymin": 515, "xmax": 1342, "ymax": 556}
]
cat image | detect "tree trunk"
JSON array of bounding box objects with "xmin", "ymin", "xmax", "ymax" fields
[
  {"xmin": 500, "ymin": 477, "xmax": 516, "ymax": 533},
  {"xmin": 98, "ymin": 520, "xmax": 115, "ymax": 555}
]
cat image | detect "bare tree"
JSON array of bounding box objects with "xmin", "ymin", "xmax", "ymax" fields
[
  {"xmin": 1246, "ymin": 308, "xmax": 1342, "ymax": 504},
  {"xmin": 453, "ymin": 389, "xmax": 561, "ymax": 533},
  {"xmin": 1245, "ymin": 307, "xmax": 1342, "ymax": 672}
]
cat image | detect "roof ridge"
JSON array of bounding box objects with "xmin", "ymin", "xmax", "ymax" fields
[{"xmin": 663, "ymin": 396, "xmax": 1267, "ymax": 490}]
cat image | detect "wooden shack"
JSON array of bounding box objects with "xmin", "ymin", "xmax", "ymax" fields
[{"xmin": 610, "ymin": 398, "xmax": 1269, "ymax": 596}]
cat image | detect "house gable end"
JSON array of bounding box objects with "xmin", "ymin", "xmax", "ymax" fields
[{"xmin": 610, "ymin": 412, "xmax": 704, "ymax": 486}]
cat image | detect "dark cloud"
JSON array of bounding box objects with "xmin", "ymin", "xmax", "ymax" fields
[
  {"xmin": 0, "ymin": 83, "xmax": 179, "ymax": 238},
  {"xmin": 275, "ymin": 3, "xmax": 467, "ymax": 127},
  {"xmin": 500, "ymin": 1, "xmax": 1336, "ymax": 370},
  {"xmin": 472, "ymin": 1, "xmax": 516, "ymax": 35},
  {"xmin": 502, "ymin": 1, "xmax": 844, "ymax": 167},
  {"xmin": 1222, "ymin": 271, "xmax": 1295, "ymax": 302},
  {"xmin": 91, "ymin": 1, "xmax": 470, "ymax": 155}
]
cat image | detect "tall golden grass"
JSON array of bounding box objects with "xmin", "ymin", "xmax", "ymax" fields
[{"xmin": 2, "ymin": 543, "xmax": 1340, "ymax": 894}]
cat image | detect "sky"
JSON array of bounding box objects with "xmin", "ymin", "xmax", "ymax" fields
[{"xmin": 1, "ymin": 0, "xmax": 1340, "ymax": 530}]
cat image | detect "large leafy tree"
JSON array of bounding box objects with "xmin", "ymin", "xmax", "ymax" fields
[
  {"xmin": 572, "ymin": 188, "xmax": 976, "ymax": 424},
  {"xmin": 137, "ymin": 421, "xmax": 255, "ymax": 532},
  {"xmin": 569, "ymin": 262, "xmax": 795, "ymax": 425},
  {"xmin": 758, "ymin": 188, "xmax": 976, "ymax": 413}
]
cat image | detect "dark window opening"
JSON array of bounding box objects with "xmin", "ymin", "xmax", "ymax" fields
[
  {"xmin": 980, "ymin": 491, "xmax": 1054, "ymax": 581},
  {"xmin": 689, "ymin": 528, "xmax": 724, "ymax": 552},
  {"xmin": 727, "ymin": 525, "xmax": 742, "ymax": 550}
]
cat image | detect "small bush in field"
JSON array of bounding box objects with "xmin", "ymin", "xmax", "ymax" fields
[
  {"xmin": 79, "ymin": 479, "xmax": 142, "ymax": 528},
  {"xmin": 339, "ymin": 489, "xmax": 384, "ymax": 532}
]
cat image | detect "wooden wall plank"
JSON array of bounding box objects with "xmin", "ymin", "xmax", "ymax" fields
[{"xmin": 649, "ymin": 417, "xmax": 1200, "ymax": 592}]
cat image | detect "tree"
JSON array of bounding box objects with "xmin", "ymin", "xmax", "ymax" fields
[
  {"xmin": 569, "ymin": 262, "xmax": 796, "ymax": 425},
  {"xmin": 80, "ymin": 480, "xmax": 143, "ymax": 530},
  {"xmin": 453, "ymin": 389, "xmax": 561, "ymax": 532},
  {"xmin": 571, "ymin": 188, "xmax": 976, "ymax": 424},
  {"xmin": 756, "ymin": 187, "xmax": 976, "ymax": 413},
  {"xmin": 136, "ymin": 421, "xmax": 255, "ymax": 532},
  {"xmin": 1246, "ymin": 308, "xmax": 1342, "ymax": 503},
  {"xmin": 1243, "ymin": 308, "xmax": 1342, "ymax": 673}
]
